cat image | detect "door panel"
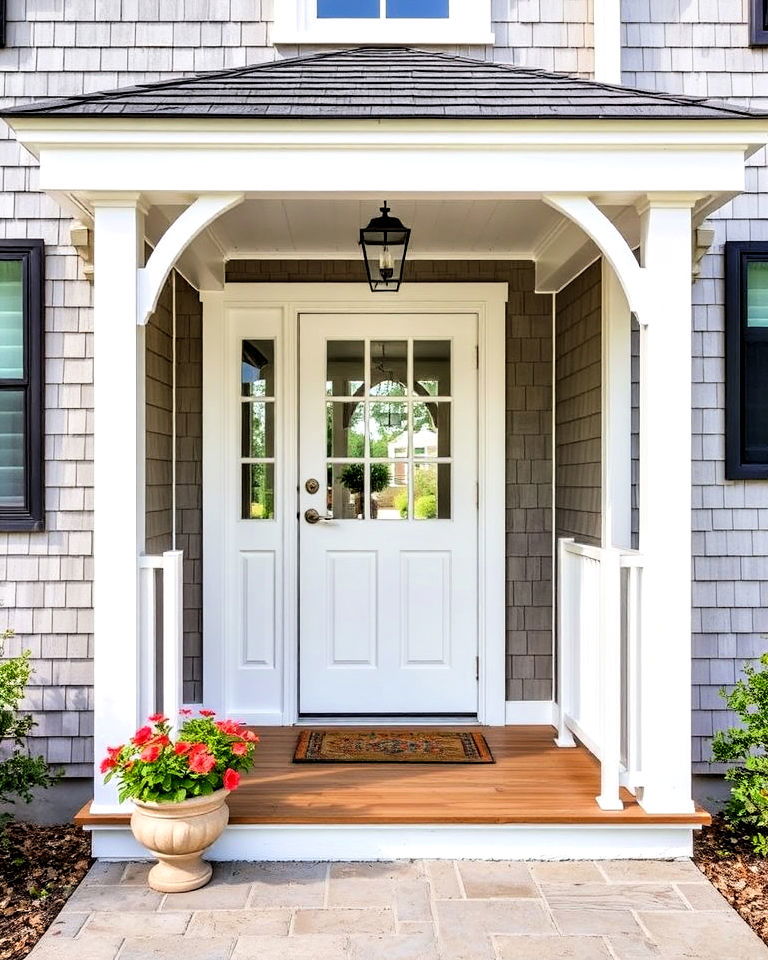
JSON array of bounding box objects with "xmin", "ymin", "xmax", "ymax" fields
[{"xmin": 299, "ymin": 313, "xmax": 478, "ymax": 715}]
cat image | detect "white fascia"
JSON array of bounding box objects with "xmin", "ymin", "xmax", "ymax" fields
[{"xmin": 272, "ymin": 0, "xmax": 494, "ymax": 45}]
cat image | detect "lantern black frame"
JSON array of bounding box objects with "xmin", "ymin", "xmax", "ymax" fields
[{"xmin": 359, "ymin": 201, "xmax": 411, "ymax": 293}]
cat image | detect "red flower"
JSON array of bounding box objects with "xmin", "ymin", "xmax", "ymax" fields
[
  {"xmin": 140, "ymin": 744, "xmax": 163, "ymax": 763},
  {"xmin": 174, "ymin": 741, "xmax": 193, "ymax": 756},
  {"xmin": 242, "ymin": 731, "xmax": 260, "ymax": 743},
  {"xmin": 148, "ymin": 713, "xmax": 168, "ymax": 724},
  {"xmin": 199, "ymin": 709, "xmax": 216, "ymax": 717},
  {"xmin": 223, "ymin": 768, "xmax": 240, "ymax": 791},
  {"xmin": 215, "ymin": 719, "xmax": 244, "ymax": 736},
  {"xmin": 188, "ymin": 750, "xmax": 216, "ymax": 774},
  {"xmin": 231, "ymin": 741, "xmax": 248, "ymax": 757},
  {"xmin": 99, "ymin": 745, "xmax": 123, "ymax": 774},
  {"xmin": 132, "ymin": 726, "xmax": 153, "ymax": 746},
  {"xmin": 179, "ymin": 708, "xmax": 192, "ymax": 716},
  {"xmin": 189, "ymin": 742, "xmax": 208, "ymax": 755},
  {"xmin": 151, "ymin": 735, "xmax": 170, "ymax": 748}
]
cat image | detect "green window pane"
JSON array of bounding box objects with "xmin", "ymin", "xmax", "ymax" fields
[
  {"xmin": 241, "ymin": 463, "xmax": 274, "ymax": 520},
  {"xmin": 0, "ymin": 390, "xmax": 25, "ymax": 507},
  {"xmin": 747, "ymin": 261, "xmax": 768, "ymax": 328},
  {"xmin": 0, "ymin": 260, "xmax": 23, "ymax": 379}
]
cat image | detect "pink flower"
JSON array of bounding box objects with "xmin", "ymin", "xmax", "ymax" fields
[
  {"xmin": 148, "ymin": 713, "xmax": 168, "ymax": 724},
  {"xmin": 151, "ymin": 735, "xmax": 170, "ymax": 748},
  {"xmin": 223, "ymin": 768, "xmax": 240, "ymax": 791},
  {"xmin": 199, "ymin": 709, "xmax": 216, "ymax": 717},
  {"xmin": 99, "ymin": 745, "xmax": 123, "ymax": 773},
  {"xmin": 231, "ymin": 741, "xmax": 248, "ymax": 757},
  {"xmin": 174, "ymin": 741, "xmax": 193, "ymax": 756},
  {"xmin": 215, "ymin": 719, "xmax": 243, "ymax": 736},
  {"xmin": 242, "ymin": 731, "xmax": 260, "ymax": 743},
  {"xmin": 188, "ymin": 750, "xmax": 216, "ymax": 775},
  {"xmin": 132, "ymin": 726, "xmax": 153, "ymax": 746},
  {"xmin": 139, "ymin": 744, "xmax": 162, "ymax": 763}
]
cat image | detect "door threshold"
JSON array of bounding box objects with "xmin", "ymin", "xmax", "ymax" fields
[{"xmin": 297, "ymin": 715, "xmax": 480, "ymax": 726}]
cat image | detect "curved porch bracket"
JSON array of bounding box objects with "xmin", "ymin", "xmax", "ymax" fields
[
  {"xmin": 543, "ymin": 195, "xmax": 647, "ymax": 324},
  {"xmin": 137, "ymin": 193, "xmax": 244, "ymax": 325}
]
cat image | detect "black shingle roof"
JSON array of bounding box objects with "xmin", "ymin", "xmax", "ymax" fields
[{"xmin": 4, "ymin": 46, "xmax": 765, "ymax": 121}]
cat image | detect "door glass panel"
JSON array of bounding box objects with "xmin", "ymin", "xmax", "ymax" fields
[
  {"xmin": 241, "ymin": 401, "xmax": 274, "ymax": 459},
  {"xmin": 241, "ymin": 463, "xmax": 274, "ymax": 520},
  {"xmin": 369, "ymin": 401, "xmax": 408, "ymax": 457},
  {"xmin": 370, "ymin": 340, "xmax": 407, "ymax": 396},
  {"xmin": 414, "ymin": 340, "xmax": 451, "ymax": 396},
  {"xmin": 328, "ymin": 462, "xmax": 365, "ymax": 519},
  {"xmin": 0, "ymin": 260, "xmax": 23, "ymax": 380},
  {"xmin": 413, "ymin": 401, "xmax": 450, "ymax": 457},
  {"xmin": 327, "ymin": 340, "xmax": 364, "ymax": 396},
  {"xmin": 0, "ymin": 390, "xmax": 24, "ymax": 507},
  {"xmin": 371, "ymin": 462, "xmax": 407, "ymax": 520},
  {"xmin": 326, "ymin": 401, "xmax": 365, "ymax": 457},
  {"xmin": 414, "ymin": 462, "xmax": 451, "ymax": 520},
  {"xmin": 318, "ymin": 0, "xmax": 379, "ymax": 16},
  {"xmin": 242, "ymin": 339, "xmax": 275, "ymax": 397}
]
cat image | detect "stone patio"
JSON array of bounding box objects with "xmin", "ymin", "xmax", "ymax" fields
[{"xmin": 28, "ymin": 859, "xmax": 768, "ymax": 960}]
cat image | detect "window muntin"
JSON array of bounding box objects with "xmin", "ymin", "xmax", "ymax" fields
[
  {"xmin": 725, "ymin": 242, "xmax": 768, "ymax": 478},
  {"xmin": 240, "ymin": 339, "xmax": 276, "ymax": 519},
  {"xmin": 0, "ymin": 242, "xmax": 44, "ymax": 531}
]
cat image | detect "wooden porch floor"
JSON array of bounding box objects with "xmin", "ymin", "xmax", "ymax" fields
[{"xmin": 76, "ymin": 726, "xmax": 710, "ymax": 827}]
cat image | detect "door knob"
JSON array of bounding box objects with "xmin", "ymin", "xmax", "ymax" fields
[{"xmin": 304, "ymin": 508, "xmax": 333, "ymax": 524}]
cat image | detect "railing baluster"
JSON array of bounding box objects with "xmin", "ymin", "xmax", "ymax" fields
[
  {"xmin": 162, "ymin": 550, "xmax": 184, "ymax": 722},
  {"xmin": 596, "ymin": 548, "xmax": 623, "ymax": 810},
  {"xmin": 555, "ymin": 538, "xmax": 576, "ymax": 747}
]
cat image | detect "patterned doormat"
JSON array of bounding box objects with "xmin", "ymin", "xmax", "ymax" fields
[{"xmin": 293, "ymin": 729, "xmax": 494, "ymax": 764}]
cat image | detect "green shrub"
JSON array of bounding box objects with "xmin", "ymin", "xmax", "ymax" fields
[
  {"xmin": 0, "ymin": 630, "xmax": 60, "ymax": 808},
  {"xmin": 414, "ymin": 494, "xmax": 437, "ymax": 519},
  {"xmin": 340, "ymin": 463, "xmax": 390, "ymax": 494},
  {"xmin": 712, "ymin": 653, "xmax": 768, "ymax": 854},
  {"xmin": 393, "ymin": 491, "xmax": 408, "ymax": 518}
]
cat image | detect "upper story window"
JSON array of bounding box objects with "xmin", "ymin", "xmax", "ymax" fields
[
  {"xmin": 0, "ymin": 241, "xmax": 45, "ymax": 531},
  {"xmin": 750, "ymin": 0, "xmax": 768, "ymax": 45},
  {"xmin": 274, "ymin": 0, "xmax": 493, "ymax": 45}
]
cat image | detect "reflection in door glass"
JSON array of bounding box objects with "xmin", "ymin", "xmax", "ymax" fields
[
  {"xmin": 241, "ymin": 463, "xmax": 274, "ymax": 520},
  {"xmin": 241, "ymin": 401, "xmax": 274, "ymax": 459},
  {"xmin": 326, "ymin": 401, "xmax": 365, "ymax": 457},
  {"xmin": 326, "ymin": 340, "xmax": 364, "ymax": 396},
  {"xmin": 242, "ymin": 340, "xmax": 275, "ymax": 397},
  {"xmin": 327, "ymin": 462, "xmax": 366, "ymax": 519},
  {"xmin": 413, "ymin": 462, "xmax": 451, "ymax": 519},
  {"xmin": 413, "ymin": 401, "xmax": 450, "ymax": 457},
  {"xmin": 413, "ymin": 340, "xmax": 451, "ymax": 396},
  {"xmin": 369, "ymin": 401, "xmax": 408, "ymax": 457},
  {"xmin": 371, "ymin": 463, "xmax": 407, "ymax": 520},
  {"xmin": 370, "ymin": 341, "xmax": 407, "ymax": 396}
]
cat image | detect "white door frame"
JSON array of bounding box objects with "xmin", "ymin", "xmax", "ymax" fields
[{"xmin": 202, "ymin": 282, "xmax": 508, "ymax": 726}]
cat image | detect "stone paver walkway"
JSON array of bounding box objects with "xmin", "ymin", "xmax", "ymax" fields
[{"xmin": 29, "ymin": 859, "xmax": 768, "ymax": 960}]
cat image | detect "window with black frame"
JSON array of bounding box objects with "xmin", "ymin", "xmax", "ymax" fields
[
  {"xmin": 0, "ymin": 241, "xmax": 44, "ymax": 530},
  {"xmin": 750, "ymin": 0, "xmax": 768, "ymax": 44}
]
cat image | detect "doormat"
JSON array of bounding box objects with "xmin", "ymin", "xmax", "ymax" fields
[{"xmin": 293, "ymin": 729, "xmax": 494, "ymax": 764}]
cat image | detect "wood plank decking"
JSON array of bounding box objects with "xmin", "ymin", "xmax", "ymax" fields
[{"xmin": 76, "ymin": 726, "xmax": 710, "ymax": 827}]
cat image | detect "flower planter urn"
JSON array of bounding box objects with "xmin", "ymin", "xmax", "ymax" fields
[{"xmin": 130, "ymin": 788, "xmax": 230, "ymax": 893}]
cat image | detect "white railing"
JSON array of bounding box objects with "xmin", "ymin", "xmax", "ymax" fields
[
  {"xmin": 138, "ymin": 550, "xmax": 184, "ymax": 723},
  {"xmin": 556, "ymin": 537, "xmax": 644, "ymax": 811}
]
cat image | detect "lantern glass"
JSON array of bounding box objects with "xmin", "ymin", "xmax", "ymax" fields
[{"xmin": 359, "ymin": 202, "xmax": 411, "ymax": 292}]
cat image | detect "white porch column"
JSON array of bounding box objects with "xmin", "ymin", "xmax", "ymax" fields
[
  {"xmin": 636, "ymin": 198, "xmax": 696, "ymax": 815},
  {"xmin": 601, "ymin": 262, "xmax": 632, "ymax": 549},
  {"xmin": 91, "ymin": 196, "xmax": 146, "ymax": 813}
]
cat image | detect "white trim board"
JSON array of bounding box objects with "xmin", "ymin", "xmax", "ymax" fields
[
  {"xmin": 505, "ymin": 701, "xmax": 557, "ymax": 725},
  {"xmin": 88, "ymin": 823, "xmax": 697, "ymax": 862},
  {"xmin": 202, "ymin": 283, "xmax": 508, "ymax": 727}
]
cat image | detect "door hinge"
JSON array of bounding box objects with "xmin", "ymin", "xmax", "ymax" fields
[
  {"xmin": 475, "ymin": 345, "xmax": 479, "ymax": 369},
  {"xmin": 475, "ymin": 656, "xmax": 480, "ymax": 681}
]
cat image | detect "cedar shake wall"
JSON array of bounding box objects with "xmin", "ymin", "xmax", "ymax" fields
[
  {"xmin": 227, "ymin": 259, "xmax": 554, "ymax": 702},
  {"xmin": 145, "ymin": 273, "xmax": 203, "ymax": 706},
  {"xmin": 555, "ymin": 260, "xmax": 602, "ymax": 547}
]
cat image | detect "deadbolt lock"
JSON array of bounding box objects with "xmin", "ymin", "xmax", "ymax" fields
[{"xmin": 305, "ymin": 478, "xmax": 320, "ymax": 494}]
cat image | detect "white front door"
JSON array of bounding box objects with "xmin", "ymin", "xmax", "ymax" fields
[{"xmin": 298, "ymin": 313, "xmax": 479, "ymax": 715}]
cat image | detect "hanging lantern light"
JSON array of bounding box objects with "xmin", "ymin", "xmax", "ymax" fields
[{"xmin": 359, "ymin": 201, "xmax": 411, "ymax": 293}]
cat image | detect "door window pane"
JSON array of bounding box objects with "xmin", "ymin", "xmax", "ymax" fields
[
  {"xmin": 327, "ymin": 401, "xmax": 365, "ymax": 457},
  {"xmin": 327, "ymin": 340, "xmax": 364, "ymax": 396},
  {"xmin": 0, "ymin": 260, "xmax": 22, "ymax": 379},
  {"xmin": 242, "ymin": 340, "xmax": 275, "ymax": 397},
  {"xmin": 241, "ymin": 463, "xmax": 274, "ymax": 520},
  {"xmin": 413, "ymin": 401, "xmax": 450, "ymax": 457},
  {"xmin": 371, "ymin": 462, "xmax": 407, "ymax": 520},
  {"xmin": 387, "ymin": 0, "xmax": 449, "ymax": 17},
  {"xmin": 318, "ymin": 0, "xmax": 379, "ymax": 16},
  {"xmin": 0, "ymin": 390, "xmax": 24, "ymax": 507},
  {"xmin": 414, "ymin": 462, "xmax": 450, "ymax": 519},
  {"xmin": 328, "ymin": 462, "xmax": 365, "ymax": 519},
  {"xmin": 241, "ymin": 401, "xmax": 274, "ymax": 459},
  {"xmin": 370, "ymin": 340, "xmax": 407, "ymax": 396},
  {"xmin": 369, "ymin": 401, "xmax": 408, "ymax": 457},
  {"xmin": 414, "ymin": 340, "xmax": 451, "ymax": 396},
  {"xmin": 748, "ymin": 261, "xmax": 768, "ymax": 327}
]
